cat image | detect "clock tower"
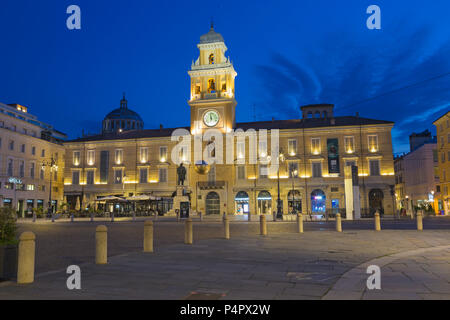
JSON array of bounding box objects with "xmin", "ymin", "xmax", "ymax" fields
[{"xmin": 188, "ymin": 24, "xmax": 237, "ymax": 135}]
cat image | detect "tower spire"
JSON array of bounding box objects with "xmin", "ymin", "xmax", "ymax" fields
[{"xmin": 120, "ymin": 92, "xmax": 127, "ymax": 109}]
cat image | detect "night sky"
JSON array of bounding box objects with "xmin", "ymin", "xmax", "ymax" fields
[{"xmin": 1, "ymin": 0, "xmax": 449, "ymax": 154}]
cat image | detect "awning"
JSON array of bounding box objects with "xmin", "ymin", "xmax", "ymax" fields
[{"xmin": 96, "ymin": 196, "xmax": 127, "ymax": 202}]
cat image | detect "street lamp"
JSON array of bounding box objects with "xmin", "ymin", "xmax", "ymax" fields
[
  {"xmin": 291, "ymin": 169, "xmax": 298, "ymax": 214},
  {"xmin": 42, "ymin": 157, "xmax": 58, "ymax": 222},
  {"xmin": 276, "ymin": 149, "xmax": 285, "ymax": 219}
]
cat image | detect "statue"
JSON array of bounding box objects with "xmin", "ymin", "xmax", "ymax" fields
[{"xmin": 177, "ymin": 163, "xmax": 187, "ymax": 186}]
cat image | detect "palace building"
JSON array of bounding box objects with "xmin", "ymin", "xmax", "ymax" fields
[
  {"xmin": 63, "ymin": 25, "xmax": 396, "ymax": 218},
  {"xmin": 0, "ymin": 102, "xmax": 66, "ymax": 216}
]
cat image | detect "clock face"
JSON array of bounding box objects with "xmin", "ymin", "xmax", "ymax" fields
[{"xmin": 203, "ymin": 110, "xmax": 220, "ymax": 127}]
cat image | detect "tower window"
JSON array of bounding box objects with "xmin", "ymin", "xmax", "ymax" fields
[
  {"xmin": 209, "ymin": 53, "xmax": 215, "ymax": 64},
  {"xmin": 208, "ymin": 79, "xmax": 216, "ymax": 93}
]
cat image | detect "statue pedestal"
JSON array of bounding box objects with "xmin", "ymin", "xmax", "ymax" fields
[{"xmin": 166, "ymin": 186, "xmax": 190, "ymax": 217}]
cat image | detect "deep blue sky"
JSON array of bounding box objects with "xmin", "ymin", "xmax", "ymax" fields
[{"xmin": 1, "ymin": 0, "xmax": 449, "ymax": 154}]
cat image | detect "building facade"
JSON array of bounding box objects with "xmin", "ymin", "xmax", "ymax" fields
[
  {"xmin": 0, "ymin": 102, "xmax": 66, "ymax": 216},
  {"xmin": 63, "ymin": 26, "xmax": 396, "ymax": 218},
  {"xmin": 433, "ymin": 111, "xmax": 450, "ymax": 215}
]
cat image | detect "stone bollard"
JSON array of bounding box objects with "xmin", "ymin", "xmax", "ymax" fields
[
  {"xmin": 111, "ymin": 212, "xmax": 115, "ymax": 223},
  {"xmin": 336, "ymin": 213, "xmax": 342, "ymax": 232},
  {"xmin": 70, "ymin": 212, "xmax": 74, "ymax": 223},
  {"xmin": 154, "ymin": 211, "xmax": 158, "ymax": 221},
  {"xmin": 143, "ymin": 220, "xmax": 154, "ymax": 252},
  {"xmin": 273, "ymin": 211, "xmax": 277, "ymax": 222},
  {"xmin": 184, "ymin": 218, "xmax": 193, "ymax": 245},
  {"xmin": 176, "ymin": 211, "xmax": 180, "ymax": 222},
  {"xmin": 17, "ymin": 231, "xmax": 36, "ymax": 284},
  {"xmin": 260, "ymin": 215, "xmax": 267, "ymax": 236},
  {"xmin": 417, "ymin": 211, "xmax": 423, "ymax": 231},
  {"xmin": 95, "ymin": 225, "xmax": 108, "ymax": 265},
  {"xmin": 297, "ymin": 213, "xmax": 303, "ymax": 233},
  {"xmin": 374, "ymin": 212, "xmax": 381, "ymax": 231},
  {"xmin": 223, "ymin": 215, "xmax": 230, "ymax": 239}
]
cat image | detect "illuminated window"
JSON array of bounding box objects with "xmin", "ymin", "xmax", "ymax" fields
[
  {"xmin": 73, "ymin": 151, "xmax": 80, "ymax": 166},
  {"xmin": 288, "ymin": 139, "xmax": 297, "ymax": 156},
  {"xmin": 160, "ymin": 146, "xmax": 168, "ymax": 162},
  {"xmin": 368, "ymin": 135, "xmax": 378, "ymax": 152},
  {"xmin": 237, "ymin": 142, "xmax": 245, "ymax": 159},
  {"xmin": 209, "ymin": 53, "xmax": 215, "ymax": 64},
  {"xmin": 311, "ymin": 138, "xmax": 321, "ymax": 154},
  {"xmin": 140, "ymin": 147, "xmax": 148, "ymax": 163},
  {"xmin": 207, "ymin": 79, "xmax": 216, "ymax": 93},
  {"xmin": 114, "ymin": 169, "xmax": 123, "ymax": 184},
  {"xmin": 115, "ymin": 149, "xmax": 123, "ymax": 165},
  {"xmin": 259, "ymin": 141, "xmax": 267, "ymax": 157},
  {"xmin": 344, "ymin": 136, "xmax": 355, "ymax": 153},
  {"xmin": 87, "ymin": 150, "xmax": 95, "ymax": 166},
  {"xmin": 259, "ymin": 164, "xmax": 268, "ymax": 178}
]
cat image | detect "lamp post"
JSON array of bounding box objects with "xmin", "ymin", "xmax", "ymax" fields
[
  {"xmin": 276, "ymin": 149, "xmax": 285, "ymax": 219},
  {"xmin": 42, "ymin": 157, "xmax": 58, "ymax": 222},
  {"xmin": 291, "ymin": 169, "xmax": 298, "ymax": 214}
]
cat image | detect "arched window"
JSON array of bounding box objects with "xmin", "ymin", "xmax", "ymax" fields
[
  {"xmin": 206, "ymin": 192, "xmax": 220, "ymax": 215},
  {"xmin": 288, "ymin": 190, "xmax": 302, "ymax": 214},
  {"xmin": 314, "ymin": 111, "xmax": 321, "ymax": 118},
  {"xmin": 257, "ymin": 191, "xmax": 272, "ymax": 214},
  {"xmin": 311, "ymin": 189, "xmax": 326, "ymax": 213},
  {"xmin": 369, "ymin": 189, "xmax": 384, "ymax": 216},
  {"xmin": 209, "ymin": 53, "xmax": 215, "ymax": 64},
  {"xmin": 307, "ymin": 111, "xmax": 313, "ymax": 119},
  {"xmin": 235, "ymin": 191, "xmax": 249, "ymax": 214}
]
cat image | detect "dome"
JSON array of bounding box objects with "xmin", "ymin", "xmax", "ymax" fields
[
  {"xmin": 104, "ymin": 107, "xmax": 143, "ymax": 122},
  {"xmin": 200, "ymin": 25, "xmax": 224, "ymax": 44},
  {"xmin": 102, "ymin": 94, "xmax": 144, "ymax": 133}
]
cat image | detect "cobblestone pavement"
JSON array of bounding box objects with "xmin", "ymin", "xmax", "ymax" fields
[{"xmin": 1, "ymin": 223, "xmax": 449, "ymax": 300}]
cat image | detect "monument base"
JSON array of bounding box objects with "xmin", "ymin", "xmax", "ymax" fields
[{"xmin": 166, "ymin": 186, "xmax": 190, "ymax": 217}]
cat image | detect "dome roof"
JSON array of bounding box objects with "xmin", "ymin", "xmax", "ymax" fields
[
  {"xmin": 104, "ymin": 107, "xmax": 143, "ymax": 122},
  {"xmin": 200, "ymin": 26, "xmax": 224, "ymax": 44}
]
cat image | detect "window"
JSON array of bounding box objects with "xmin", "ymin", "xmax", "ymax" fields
[
  {"xmin": 259, "ymin": 164, "xmax": 268, "ymax": 178},
  {"xmin": 72, "ymin": 171, "xmax": 80, "ymax": 185},
  {"xmin": 369, "ymin": 159, "xmax": 380, "ymax": 176},
  {"xmin": 289, "ymin": 162, "xmax": 299, "ymax": 177},
  {"xmin": 86, "ymin": 170, "xmax": 94, "ymax": 185},
  {"xmin": 237, "ymin": 165, "xmax": 246, "ymax": 180},
  {"xmin": 31, "ymin": 146, "xmax": 35, "ymax": 155},
  {"xmin": 368, "ymin": 135, "xmax": 378, "ymax": 152},
  {"xmin": 312, "ymin": 162, "xmax": 322, "ymax": 178},
  {"xmin": 448, "ymin": 133, "xmax": 450, "ymax": 144},
  {"xmin": 87, "ymin": 150, "xmax": 95, "ymax": 165},
  {"xmin": 140, "ymin": 147, "xmax": 148, "ymax": 163},
  {"xmin": 311, "ymin": 138, "xmax": 321, "ymax": 154},
  {"xmin": 7, "ymin": 159, "xmax": 13, "ymax": 176},
  {"xmin": 159, "ymin": 167, "xmax": 167, "ymax": 183},
  {"xmin": 344, "ymin": 136, "xmax": 355, "ymax": 153},
  {"xmin": 114, "ymin": 169, "xmax": 123, "ymax": 184},
  {"xmin": 259, "ymin": 141, "xmax": 267, "ymax": 157},
  {"xmin": 40, "ymin": 167, "xmax": 45, "ymax": 180},
  {"xmin": 441, "ymin": 137, "xmax": 445, "ymax": 147},
  {"xmin": 139, "ymin": 168, "xmax": 148, "ymax": 183},
  {"xmin": 30, "ymin": 162, "xmax": 35, "ymax": 178},
  {"xmin": 237, "ymin": 142, "xmax": 245, "ymax": 159},
  {"xmin": 100, "ymin": 151, "xmax": 109, "ymax": 183},
  {"xmin": 0, "ymin": 138, "xmax": 2, "ymax": 148},
  {"xmin": 9, "ymin": 140, "xmax": 14, "ymax": 151},
  {"xmin": 41, "ymin": 149, "xmax": 45, "ymax": 157},
  {"xmin": 19, "ymin": 160, "xmax": 24, "ymax": 178},
  {"xmin": 73, "ymin": 151, "xmax": 80, "ymax": 166},
  {"xmin": 26, "ymin": 184, "xmax": 35, "ymax": 191},
  {"xmin": 21, "ymin": 144, "xmax": 25, "ymax": 153},
  {"xmin": 160, "ymin": 146, "xmax": 168, "ymax": 162},
  {"xmin": 115, "ymin": 149, "xmax": 123, "ymax": 165},
  {"xmin": 288, "ymin": 139, "xmax": 297, "ymax": 155}
]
